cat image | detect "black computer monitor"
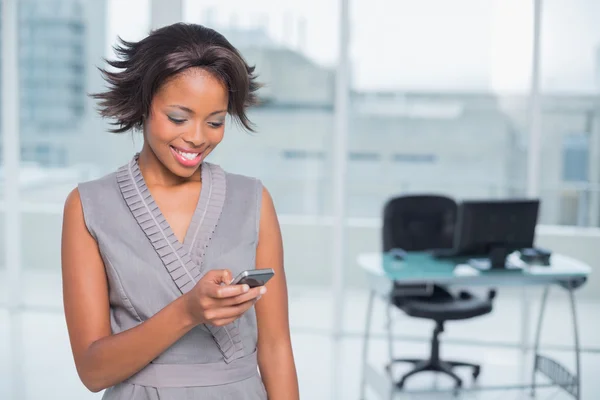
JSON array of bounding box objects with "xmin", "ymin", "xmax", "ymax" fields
[{"xmin": 452, "ymin": 199, "xmax": 540, "ymax": 268}]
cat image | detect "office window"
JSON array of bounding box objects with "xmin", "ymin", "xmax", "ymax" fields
[
  {"xmin": 392, "ymin": 153, "xmax": 437, "ymax": 163},
  {"xmin": 0, "ymin": 0, "xmax": 3, "ymax": 271},
  {"xmin": 347, "ymin": 0, "xmax": 532, "ymax": 218},
  {"xmin": 347, "ymin": 151, "xmax": 385, "ymax": 216},
  {"xmin": 18, "ymin": 0, "xmax": 87, "ymax": 139},
  {"xmin": 349, "ymin": 152, "xmax": 380, "ymax": 161},
  {"xmin": 540, "ymin": 0, "xmax": 600, "ymax": 226},
  {"xmin": 34, "ymin": 144, "xmax": 52, "ymax": 166},
  {"xmin": 10, "ymin": 0, "xmax": 139, "ymax": 280},
  {"xmin": 182, "ymin": 1, "xmax": 338, "ymax": 219},
  {"xmin": 57, "ymin": 147, "xmax": 67, "ymax": 166},
  {"xmin": 282, "ymin": 149, "xmax": 326, "ymax": 160},
  {"xmin": 562, "ymin": 133, "xmax": 589, "ymax": 183}
]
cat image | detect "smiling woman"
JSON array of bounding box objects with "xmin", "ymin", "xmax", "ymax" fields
[
  {"xmin": 141, "ymin": 68, "xmax": 229, "ymax": 175},
  {"xmin": 61, "ymin": 23, "xmax": 299, "ymax": 400}
]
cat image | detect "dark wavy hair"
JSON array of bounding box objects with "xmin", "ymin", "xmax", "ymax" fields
[{"xmin": 91, "ymin": 23, "xmax": 261, "ymax": 133}]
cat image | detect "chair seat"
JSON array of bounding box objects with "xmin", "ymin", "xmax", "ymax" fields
[{"xmin": 394, "ymin": 292, "xmax": 493, "ymax": 321}]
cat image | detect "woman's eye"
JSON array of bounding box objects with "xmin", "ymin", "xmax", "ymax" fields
[
  {"xmin": 168, "ymin": 116, "xmax": 186, "ymax": 124},
  {"xmin": 208, "ymin": 122, "xmax": 224, "ymax": 128}
]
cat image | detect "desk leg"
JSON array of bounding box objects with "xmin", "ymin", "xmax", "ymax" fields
[
  {"xmin": 360, "ymin": 289, "xmax": 375, "ymax": 400},
  {"xmin": 520, "ymin": 286, "xmax": 531, "ymax": 354},
  {"xmin": 568, "ymin": 282, "xmax": 581, "ymax": 400},
  {"xmin": 386, "ymin": 302, "xmax": 394, "ymax": 366},
  {"xmin": 531, "ymin": 285, "xmax": 549, "ymax": 397},
  {"xmin": 532, "ymin": 283, "xmax": 582, "ymax": 400}
]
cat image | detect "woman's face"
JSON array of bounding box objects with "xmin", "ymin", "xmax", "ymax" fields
[{"xmin": 143, "ymin": 67, "xmax": 228, "ymax": 178}]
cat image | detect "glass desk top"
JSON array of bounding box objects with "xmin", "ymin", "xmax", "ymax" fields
[{"xmin": 358, "ymin": 251, "xmax": 591, "ymax": 287}]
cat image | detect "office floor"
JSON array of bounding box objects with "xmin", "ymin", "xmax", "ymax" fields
[{"xmin": 1, "ymin": 270, "xmax": 599, "ymax": 399}]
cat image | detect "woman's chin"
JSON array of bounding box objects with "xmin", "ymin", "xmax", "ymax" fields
[{"xmin": 168, "ymin": 164, "xmax": 201, "ymax": 179}]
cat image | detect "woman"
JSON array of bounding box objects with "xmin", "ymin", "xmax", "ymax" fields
[{"xmin": 61, "ymin": 23, "xmax": 299, "ymax": 399}]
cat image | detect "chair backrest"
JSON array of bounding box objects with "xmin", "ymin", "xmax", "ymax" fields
[{"xmin": 382, "ymin": 195, "xmax": 458, "ymax": 252}]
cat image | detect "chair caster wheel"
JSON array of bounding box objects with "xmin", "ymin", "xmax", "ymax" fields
[
  {"xmin": 472, "ymin": 366, "xmax": 481, "ymax": 380},
  {"xmin": 453, "ymin": 381, "xmax": 462, "ymax": 397}
]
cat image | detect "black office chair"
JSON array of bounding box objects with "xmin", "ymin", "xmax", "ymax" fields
[{"xmin": 382, "ymin": 195, "xmax": 495, "ymax": 390}]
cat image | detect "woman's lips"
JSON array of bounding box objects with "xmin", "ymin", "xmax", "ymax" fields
[{"xmin": 170, "ymin": 145, "xmax": 203, "ymax": 167}]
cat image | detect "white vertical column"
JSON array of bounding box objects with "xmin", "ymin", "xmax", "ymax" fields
[
  {"xmin": 3, "ymin": 1, "xmax": 24, "ymax": 399},
  {"xmin": 2, "ymin": 0, "xmax": 22, "ymax": 311},
  {"xmin": 522, "ymin": 0, "xmax": 543, "ymax": 353},
  {"xmin": 331, "ymin": 1, "xmax": 350, "ymax": 399},
  {"xmin": 150, "ymin": 0, "xmax": 183, "ymax": 30},
  {"xmin": 332, "ymin": 0, "xmax": 350, "ymax": 339},
  {"xmin": 527, "ymin": 0, "xmax": 543, "ymax": 198},
  {"xmin": 588, "ymin": 116, "xmax": 600, "ymax": 227}
]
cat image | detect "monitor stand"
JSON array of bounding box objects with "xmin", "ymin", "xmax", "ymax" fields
[
  {"xmin": 467, "ymin": 247, "xmax": 512, "ymax": 271},
  {"xmin": 489, "ymin": 247, "xmax": 511, "ymax": 269}
]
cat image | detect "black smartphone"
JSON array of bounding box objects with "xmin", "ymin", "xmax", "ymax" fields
[{"xmin": 230, "ymin": 268, "xmax": 275, "ymax": 288}]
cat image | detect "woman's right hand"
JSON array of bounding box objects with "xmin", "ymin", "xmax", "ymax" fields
[{"xmin": 183, "ymin": 269, "xmax": 265, "ymax": 327}]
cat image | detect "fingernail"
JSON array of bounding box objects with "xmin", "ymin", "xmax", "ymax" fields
[
  {"xmin": 260, "ymin": 287, "xmax": 267, "ymax": 295},
  {"xmin": 242, "ymin": 285, "xmax": 250, "ymax": 292}
]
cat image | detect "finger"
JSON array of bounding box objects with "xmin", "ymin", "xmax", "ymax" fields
[
  {"xmin": 216, "ymin": 286, "xmax": 265, "ymax": 307},
  {"xmin": 221, "ymin": 269, "xmax": 232, "ymax": 284},
  {"xmin": 210, "ymin": 299, "xmax": 257, "ymax": 320},
  {"xmin": 210, "ymin": 282, "xmax": 250, "ymax": 299},
  {"xmin": 208, "ymin": 269, "xmax": 232, "ymax": 285},
  {"xmin": 202, "ymin": 269, "xmax": 231, "ymax": 284}
]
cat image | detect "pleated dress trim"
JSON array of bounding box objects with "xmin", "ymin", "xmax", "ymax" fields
[{"xmin": 117, "ymin": 154, "xmax": 245, "ymax": 363}]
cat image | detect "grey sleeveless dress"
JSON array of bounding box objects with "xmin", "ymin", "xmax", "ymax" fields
[{"xmin": 77, "ymin": 154, "xmax": 268, "ymax": 399}]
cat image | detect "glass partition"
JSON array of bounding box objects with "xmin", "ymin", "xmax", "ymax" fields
[{"xmin": 538, "ymin": 0, "xmax": 600, "ymax": 227}]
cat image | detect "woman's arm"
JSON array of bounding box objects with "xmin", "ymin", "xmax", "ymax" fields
[
  {"xmin": 61, "ymin": 188, "xmax": 260, "ymax": 392},
  {"xmin": 255, "ymin": 187, "xmax": 300, "ymax": 399}
]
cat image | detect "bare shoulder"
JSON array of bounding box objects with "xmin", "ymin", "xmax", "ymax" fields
[
  {"xmin": 61, "ymin": 185, "xmax": 99, "ymax": 252},
  {"xmin": 261, "ymin": 185, "xmax": 275, "ymax": 210},
  {"xmin": 63, "ymin": 187, "xmax": 84, "ymax": 226},
  {"xmin": 64, "ymin": 186, "xmax": 82, "ymax": 210}
]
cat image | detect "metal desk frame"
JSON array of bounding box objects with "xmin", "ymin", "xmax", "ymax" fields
[{"xmin": 358, "ymin": 252, "xmax": 590, "ymax": 400}]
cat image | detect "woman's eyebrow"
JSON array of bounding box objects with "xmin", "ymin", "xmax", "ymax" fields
[
  {"xmin": 167, "ymin": 105, "xmax": 227, "ymax": 116},
  {"xmin": 167, "ymin": 104, "xmax": 194, "ymax": 114}
]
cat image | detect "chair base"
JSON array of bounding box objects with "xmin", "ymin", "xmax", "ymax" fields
[
  {"xmin": 388, "ymin": 358, "xmax": 480, "ymax": 390},
  {"xmin": 386, "ymin": 321, "xmax": 481, "ymax": 391}
]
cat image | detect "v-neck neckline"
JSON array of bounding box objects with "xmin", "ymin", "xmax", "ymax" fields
[
  {"xmin": 132, "ymin": 153, "xmax": 210, "ymax": 251},
  {"xmin": 116, "ymin": 153, "xmax": 227, "ymax": 290},
  {"xmin": 116, "ymin": 154, "xmax": 243, "ymax": 363}
]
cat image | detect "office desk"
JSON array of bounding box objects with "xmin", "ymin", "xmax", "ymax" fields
[{"xmin": 358, "ymin": 251, "xmax": 591, "ymax": 400}]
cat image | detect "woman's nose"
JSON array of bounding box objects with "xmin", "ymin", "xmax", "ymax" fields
[{"xmin": 182, "ymin": 124, "xmax": 205, "ymax": 147}]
